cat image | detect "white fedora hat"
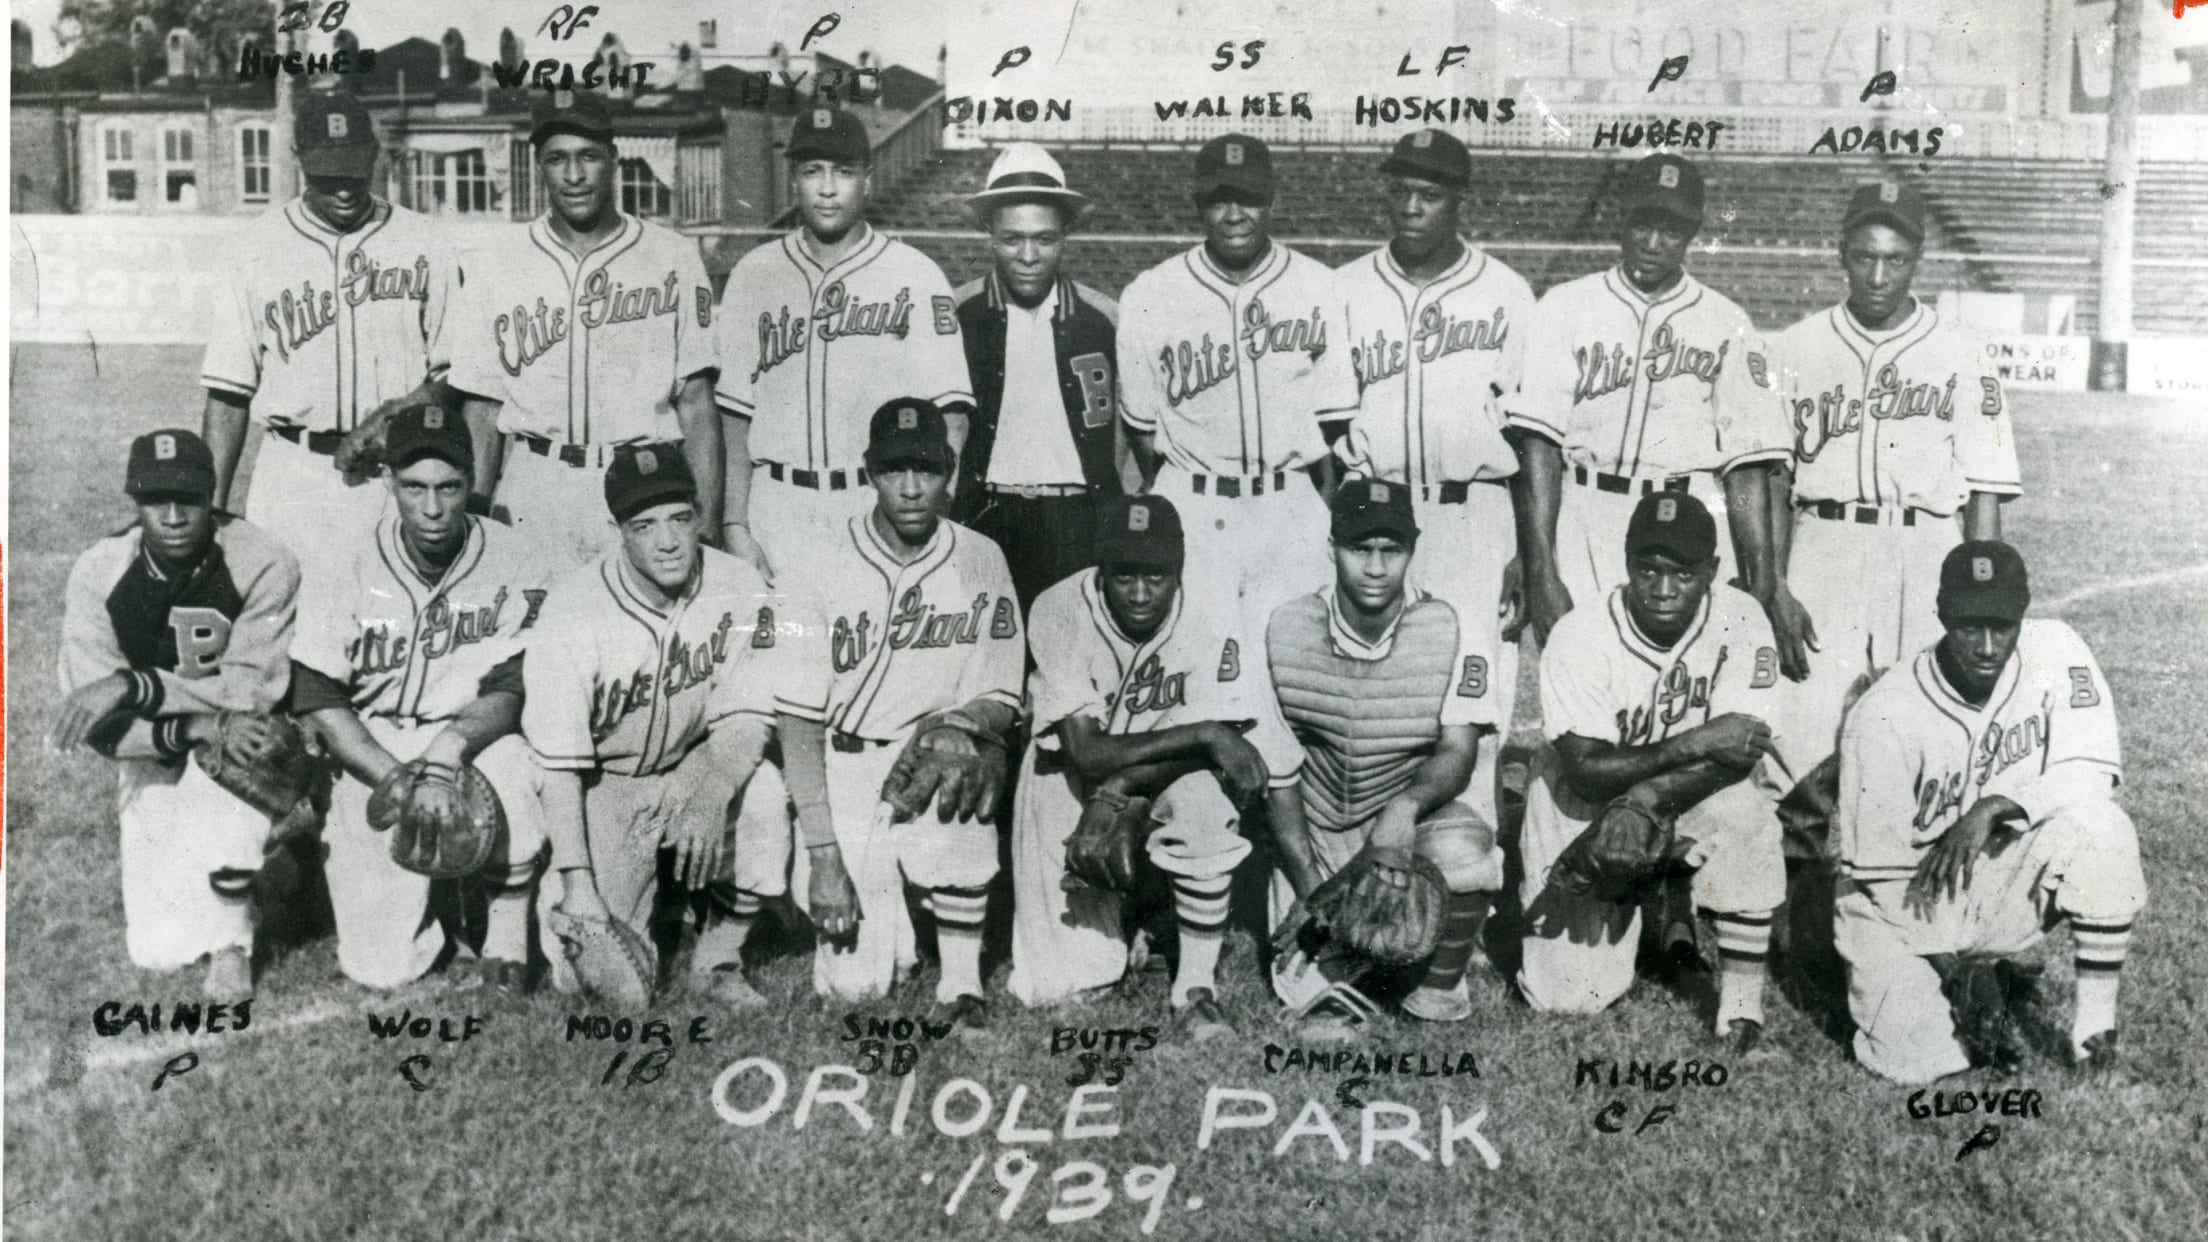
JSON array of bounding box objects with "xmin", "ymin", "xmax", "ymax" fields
[{"xmin": 964, "ymin": 143, "xmax": 1089, "ymax": 220}]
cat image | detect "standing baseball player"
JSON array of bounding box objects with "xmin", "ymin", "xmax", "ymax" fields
[
  {"xmin": 1262, "ymin": 480, "xmax": 1504, "ymax": 1035},
  {"xmin": 1117, "ymin": 133, "xmax": 1357, "ymax": 633},
  {"xmin": 1335, "ymin": 127, "xmax": 1537, "ymax": 832},
  {"xmin": 787, "ymin": 399, "xmax": 1023, "ymax": 1024},
  {"xmin": 1835, "ymin": 542, "xmax": 2141, "ymax": 1079},
  {"xmin": 54, "ymin": 430, "xmax": 301, "ymax": 1000},
  {"xmin": 524, "ymin": 445, "xmax": 842, "ymax": 1007},
  {"xmin": 1515, "ymin": 493, "xmax": 1793, "ymax": 1051},
  {"xmin": 448, "ymin": 90, "xmax": 721, "ymax": 565},
  {"xmin": 1008, "ymin": 495, "xmax": 1301, "ymax": 1039},
  {"xmin": 1505, "ymin": 153, "xmax": 1797, "ymax": 651},
  {"xmin": 714, "ymin": 106, "xmax": 974, "ymax": 579},
  {"xmin": 287, "ymin": 405, "xmax": 552, "ymax": 991},
  {"xmin": 201, "ymin": 91, "xmax": 455, "ymax": 543}
]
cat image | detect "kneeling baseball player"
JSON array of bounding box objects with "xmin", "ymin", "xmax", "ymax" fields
[
  {"xmin": 1262, "ymin": 480, "xmax": 1505, "ymax": 1037},
  {"xmin": 1008, "ymin": 495, "xmax": 1302, "ymax": 1039},
  {"xmin": 1834, "ymin": 542, "xmax": 2142, "ymax": 1081},
  {"xmin": 1517, "ymin": 492, "xmax": 1794, "ymax": 1053}
]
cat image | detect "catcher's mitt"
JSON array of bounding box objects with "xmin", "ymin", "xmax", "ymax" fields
[
  {"xmin": 1551, "ymin": 796, "xmax": 1696, "ymax": 903},
  {"xmin": 1270, "ymin": 847, "xmax": 1449, "ymax": 968},
  {"xmin": 198, "ymin": 711, "xmax": 321, "ymax": 826},
  {"xmin": 1062, "ymin": 787, "xmax": 1151, "ymax": 893},
  {"xmin": 1778, "ymin": 753, "xmax": 1842, "ymax": 864},
  {"xmin": 880, "ymin": 715, "xmax": 1008, "ymax": 823},
  {"xmin": 547, "ymin": 907, "xmax": 656, "ymax": 1009},
  {"xmin": 366, "ymin": 759, "xmax": 505, "ymax": 879}
]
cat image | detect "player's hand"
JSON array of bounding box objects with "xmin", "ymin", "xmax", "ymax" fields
[
  {"xmin": 1764, "ymin": 584, "xmax": 1820, "ymax": 682},
  {"xmin": 50, "ymin": 673, "xmax": 134, "ymax": 754},
  {"xmin": 665, "ymin": 802, "xmax": 727, "ymax": 891},
  {"xmin": 807, "ymin": 844, "xmax": 863, "ymax": 948},
  {"xmin": 1498, "ymin": 557, "xmax": 1526, "ymax": 640},
  {"xmin": 1691, "ymin": 712, "xmax": 1779, "ymax": 770},
  {"xmin": 1205, "ymin": 720, "xmax": 1268, "ymax": 808},
  {"xmin": 1522, "ymin": 569, "xmax": 1573, "ymax": 646},
  {"xmin": 1906, "ymin": 798, "xmax": 2027, "ymax": 918},
  {"xmin": 724, "ymin": 525, "xmax": 775, "ymax": 584},
  {"xmin": 1368, "ymin": 801, "xmax": 1421, "ymax": 889}
]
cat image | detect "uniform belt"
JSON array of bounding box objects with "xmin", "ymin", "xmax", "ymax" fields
[
  {"xmin": 1188, "ymin": 470, "xmax": 1289, "ymax": 499},
  {"xmin": 830, "ymin": 730, "xmax": 895, "ymax": 754},
  {"xmin": 507, "ymin": 432, "xmax": 620, "ymax": 469},
  {"xmin": 1415, "ymin": 479, "xmax": 1508, "ymax": 504},
  {"xmin": 986, "ymin": 482, "xmax": 1090, "ymax": 499},
  {"xmin": 1571, "ymin": 465, "xmax": 1690, "ymax": 496},
  {"xmin": 268, "ymin": 424, "xmax": 345, "ymax": 456},
  {"xmin": 1807, "ymin": 499, "xmax": 1919, "ymax": 527},
  {"xmin": 764, "ymin": 461, "xmax": 868, "ymax": 491}
]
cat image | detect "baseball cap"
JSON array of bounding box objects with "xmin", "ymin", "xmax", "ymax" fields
[
  {"xmin": 602, "ymin": 442, "xmax": 697, "ymax": 522},
  {"xmin": 381, "ymin": 402, "xmax": 474, "ymax": 475},
  {"xmin": 1092, "ymin": 495, "xmax": 1185, "ymax": 572},
  {"xmin": 1625, "ymin": 491, "xmax": 1718, "ymax": 564},
  {"xmin": 293, "ymin": 90, "xmax": 377, "ymax": 179},
  {"xmin": 1937, "ymin": 541, "xmax": 2030, "ymax": 623},
  {"xmin": 786, "ymin": 106, "xmax": 871, "ymax": 165},
  {"xmin": 863, "ymin": 399, "xmax": 954, "ymax": 474},
  {"xmin": 965, "ymin": 142, "xmax": 1088, "ymax": 222},
  {"xmin": 1380, "ymin": 128, "xmax": 1470, "ymax": 191},
  {"xmin": 1330, "ymin": 478, "xmax": 1420, "ymax": 545},
  {"xmin": 530, "ymin": 88, "xmax": 615, "ymax": 147},
  {"xmin": 1193, "ymin": 133, "xmax": 1273, "ymax": 206},
  {"xmin": 1842, "ymin": 180, "xmax": 1928, "ymax": 244},
  {"xmin": 1619, "ymin": 153, "xmax": 1704, "ymax": 228},
  {"xmin": 125, "ymin": 429, "xmax": 217, "ymax": 498}
]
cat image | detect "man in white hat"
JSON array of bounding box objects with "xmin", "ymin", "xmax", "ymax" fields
[{"xmin": 953, "ymin": 143, "xmax": 1133, "ymax": 611}]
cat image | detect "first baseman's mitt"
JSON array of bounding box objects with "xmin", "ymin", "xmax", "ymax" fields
[
  {"xmin": 880, "ymin": 714, "xmax": 1008, "ymax": 823},
  {"xmin": 1062, "ymin": 788, "xmax": 1151, "ymax": 893},
  {"xmin": 334, "ymin": 397, "xmax": 407, "ymax": 484},
  {"xmin": 1550, "ymin": 796, "xmax": 1696, "ymax": 903},
  {"xmin": 198, "ymin": 711, "xmax": 322, "ymax": 833},
  {"xmin": 547, "ymin": 907, "xmax": 656, "ymax": 1009},
  {"xmin": 366, "ymin": 759, "xmax": 505, "ymax": 879},
  {"xmin": 1270, "ymin": 847, "xmax": 1449, "ymax": 968}
]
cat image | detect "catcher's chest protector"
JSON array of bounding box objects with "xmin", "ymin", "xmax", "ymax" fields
[{"xmin": 1270, "ymin": 595, "xmax": 1459, "ymax": 829}]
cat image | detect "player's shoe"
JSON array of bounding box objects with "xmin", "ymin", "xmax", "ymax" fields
[
  {"xmin": 695, "ymin": 962, "xmax": 768, "ymax": 1010},
  {"xmin": 935, "ymin": 993, "xmax": 990, "ymax": 1034},
  {"xmin": 1721, "ymin": 1018, "xmax": 1766, "ymax": 1057},
  {"xmin": 476, "ymin": 958, "xmax": 534, "ymax": 998},
  {"xmin": 1401, "ymin": 977, "xmax": 1475, "ymax": 1023},
  {"xmin": 1936, "ymin": 955, "xmax": 2026, "ymax": 1074},
  {"xmin": 1171, "ymin": 988, "xmax": 1235, "ymax": 1043},
  {"xmin": 1288, "ymin": 982, "xmax": 1380, "ymax": 1045},
  {"xmin": 203, "ymin": 947, "xmax": 253, "ymax": 1004},
  {"xmin": 2069, "ymin": 1029, "xmax": 2120, "ymax": 1072}
]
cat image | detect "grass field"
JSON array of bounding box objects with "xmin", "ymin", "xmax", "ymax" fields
[{"xmin": 6, "ymin": 342, "xmax": 2206, "ymax": 1242}]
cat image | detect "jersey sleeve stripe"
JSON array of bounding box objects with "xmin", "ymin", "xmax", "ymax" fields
[
  {"xmin": 773, "ymin": 695, "xmax": 828, "ymax": 722},
  {"xmin": 1963, "ymin": 476, "xmax": 2024, "ymax": 494},
  {"xmin": 530, "ymin": 747, "xmax": 597, "ymax": 770},
  {"xmin": 1721, "ymin": 446, "xmax": 1792, "ymax": 472},
  {"xmin": 201, "ymin": 374, "xmax": 258, "ymax": 398},
  {"xmin": 1502, "ymin": 408, "xmax": 1565, "ymax": 442}
]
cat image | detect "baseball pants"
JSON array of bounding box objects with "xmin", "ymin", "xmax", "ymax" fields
[
  {"xmin": 738, "ymin": 466, "xmax": 873, "ymax": 578},
  {"xmin": 1553, "ymin": 468, "xmax": 1733, "ymax": 617},
  {"xmin": 494, "ymin": 444, "xmax": 621, "ymax": 568},
  {"xmin": 1268, "ymin": 800, "xmax": 1504, "ymax": 1011},
  {"xmin": 1007, "ymin": 752, "xmax": 1253, "ymax": 1007},
  {"xmin": 1836, "ymin": 799, "xmax": 2146, "ymax": 1084},
  {"xmin": 113, "ymin": 755, "xmax": 270, "ymax": 972},
  {"xmin": 1154, "ymin": 464, "xmax": 1333, "ymax": 634},
  {"xmin": 1515, "ymin": 745, "xmax": 1784, "ymax": 1014},
  {"xmin": 324, "ymin": 722, "xmax": 549, "ymax": 989},
  {"xmin": 787, "ymin": 737, "xmax": 1000, "ymax": 1002},
  {"xmin": 244, "ymin": 428, "xmax": 388, "ymax": 553},
  {"xmin": 967, "ymin": 487, "xmax": 1103, "ymax": 615},
  {"xmin": 1410, "ymin": 480, "xmax": 1522, "ymax": 829}
]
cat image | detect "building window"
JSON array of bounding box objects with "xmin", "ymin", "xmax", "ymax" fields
[
  {"xmin": 409, "ymin": 149, "xmax": 494, "ymax": 214},
  {"xmin": 161, "ymin": 126, "xmax": 199, "ymax": 206},
  {"xmin": 101, "ymin": 126, "xmax": 138, "ymax": 203},
  {"xmin": 678, "ymin": 143, "xmax": 721, "ymax": 224},
  {"xmin": 618, "ymin": 157, "xmax": 671, "ymax": 218},
  {"xmin": 239, "ymin": 124, "xmax": 272, "ymax": 203}
]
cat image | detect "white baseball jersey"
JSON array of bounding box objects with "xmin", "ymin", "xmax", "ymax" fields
[
  {"xmin": 1838, "ymin": 619, "xmax": 2121, "ymax": 880},
  {"xmin": 1507, "ymin": 268, "xmax": 1790, "ymax": 478},
  {"xmin": 1118, "ymin": 243, "xmax": 1358, "ymax": 476},
  {"xmin": 1775, "ymin": 302, "xmax": 2021, "ymax": 514},
  {"xmin": 715, "ymin": 223, "xmax": 972, "ymax": 472},
  {"xmin": 1541, "ymin": 582, "xmax": 1787, "ymax": 755},
  {"xmin": 447, "ymin": 213, "xmax": 716, "ymax": 445},
  {"xmin": 807, "ymin": 515, "xmax": 1023, "ymax": 741},
  {"xmin": 201, "ymin": 198, "xmax": 455, "ymax": 432},
  {"xmin": 1335, "ymin": 244, "xmax": 1536, "ymax": 485},
  {"xmin": 522, "ymin": 548, "xmax": 826, "ymax": 777},
  {"xmin": 292, "ymin": 513, "xmax": 552, "ymax": 722}
]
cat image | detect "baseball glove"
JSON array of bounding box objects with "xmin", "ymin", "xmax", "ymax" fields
[
  {"xmin": 547, "ymin": 907, "xmax": 656, "ymax": 1009},
  {"xmin": 366, "ymin": 759, "xmax": 505, "ymax": 879},
  {"xmin": 1062, "ymin": 787, "xmax": 1152, "ymax": 893},
  {"xmin": 1270, "ymin": 847, "xmax": 1448, "ymax": 968},
  {"xmin": 1778, "ymin": 753, "xmax": 1843, "ymax": 864},
  {"xmin": 334, "ymin": 398, "xmax": 405, "ymax": 484},
  {"xmin": 198, "ymin": 711, "xmax": 322, "ymax": 827},
  {"xmin": 1550, "ymin": 796, "xmax": 1696, "ymax": 903},
  {"xmin": 880, "ymin": 715, "xmax": 1008, "ymax": 823}
]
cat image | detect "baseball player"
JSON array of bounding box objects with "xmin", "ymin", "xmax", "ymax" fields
[
  {"xmin": 714, "ymin": 106, "xmax": 974, "ymax": 580},
  {"xmin": 1515, "ymin": 493, "xmax": 1794, "ymax": 1051},
  {"xmin": 1505, "ymin": 153, "xmax": 1794, "ymax": 649},
  {"xmin": 287, "ymin": 405, "xmax": 553, "ymax": 991},
  {"xmin": 201, "ymin": 91, "xmax": 455, "ymax": 544},
  {"xmin": 1835, "ymin": 542, "xmax": 2141, "ymax": 1080},
  {"xmin": 1008, "ymin": 495, "xmax": 1302, "ymax": 1039},
  {"xmin": 785, "ymin": 399, "xmax": 1022, "ymax": 1023},
  {"xmin": 54, "ymin": 430, "xmax": 300, "ymax": 1000},
  {"xmin": 1117, "ymin": 132, "xmax": 1358, "ymax": 634},
  {"xmin": 1770, "ymin": 181, "xmax": 2019, "ymax": 773},
  {"xmin": 1334, "ymin": 127, "xmax": 1537, "ymax": 833},
  {"xmin": 1261, "ymin": 480, "xmax": 1504, "ymax": 1035},
  {"xmin": 448, "ymin": 90, "xmax": 721, "ymax": 566},
  {"xmin": 524, "ymin": 445, "xmax": 840, "ymax": 1007}
]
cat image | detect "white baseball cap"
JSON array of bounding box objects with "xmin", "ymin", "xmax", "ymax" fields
[{"xmin": 964, "ymin": 143, "xmax": 1088, "ymax": 221}]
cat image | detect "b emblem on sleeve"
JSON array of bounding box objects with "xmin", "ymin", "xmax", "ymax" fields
[
  {"xmin": 154, "ymin": 433, "xmax": 177, "ymax": 460},
  {"xmin": 695, "ymin": 287, "xmax": 712, "ymax": 329},
  {"xmin": 897, "ymin": 406, "xmax": 918, "ymax": 430},
  {"xmin": 1128, "ymin": 505, "xmax": 1151, "ymax": 533},
  {"xmin": 1879, "ymin": 182, "xmax": 1900, "ymax": 203},
  {"xmin": 1225, "ymin": 142, "xmax": 1244, "ymax": 166},
  {"xmin": 327, "ymin": 113, "xmax": 349, "ymax": 140},
  {"xmin": 1658, "ymin": 164, "xmax": 1679, "ymax": 188},
  {"xmin": 637, "ymin": 449, "xmax": 659, "ymax": 474},
  {"xmin": 424, "ymin": 408, "xmax": 445, "ymax": 429},
  {"xmin": 1972, "ymin": 556, "xmax": 1993, "ymax": 582},
  {"xmin": 813, "ymin": 108, "xmax": 832, "ymax": 130},
  {"xmin": 1657, "ymin": 497, "xmax": 1677, "ymax": 522},
  {"xmin": 1747, "ymin": 352, "xmax": 1770, "ymax": 388}
]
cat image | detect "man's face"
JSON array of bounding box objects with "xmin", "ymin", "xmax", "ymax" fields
[
  {"xmin": 1618, "ymin": 208, "xmax": 1696, "ymax": 292},
  {"xmin": 1199, "ymin": 193, "xmax": 1271, "ymax": 269},
  {"xmin": 618, "ymin": 500, "xmax": 702, "ymax": 595},
  {"xmin": 871, "ymin": 462, "xmax": 948, "ymax": 544},
  {"xmin": 538, "ymin": 133, "xmax": 616, "ymax": 230},
  {"xmin": 1841, "ymin": 223, "xmax": 1922, "ymax": 328},
  {"xmin": 1100, "ymin": 564, "xmax": 1179, "ymax": 638},
  {"xmin": 1388, "ymin": 176, "xmax": 1461, "ymax": 260},
  {"xmin": 989, "ymin": 202, "xmax": 1068, "ymax": 305},
  {"xmin": 794, "ymin": 159, "xmax": 871, "ymax": 242},
  {"xmin": 1623, "ymin": 548, "xmax": 1717, "ymax": 642},
  {"xmin": 134, "ymin": 491, "xmax": 217, "ymax": 569},
  {"xmin": 1938, "ymin": 615, "xmax": 2022, "ymax": 700},
  {"xmin": 303, "ymin": 172, "xmax": 374, "ymax": 232},
  {"xmin": 1332, "ymin": 535, "xmax": 1413, "ymax": 614},
  {"xmin": 389, "ymin": 456, "xmax": 469, "ymax": 561}
]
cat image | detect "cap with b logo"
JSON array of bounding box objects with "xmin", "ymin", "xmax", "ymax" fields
[
  {"xmin": 382, "ymin": 402, "xmax": 475, "ymax": 475},
  {"xmin": 1093, "ymin": 495, "xmax": 1186, "ymax": 572},
  {"xmin": 1619, "ymin": 152, "xmax": 1705, "ymax": 227},
  {"xmin": 1380, "ymin": 127, "xmax": 1471, "ymax": 191},
  {"xmin": 1841, "ymin": 179, "xmax": 1928, "ymax": 244},
  {"xmin": 1938, "ymin": 540, "xmax": 2030, "ymax": 623},
  {"xmin": 786, "ymin": 106, "xmax": 871, "ymax": 165},
  {"xmin": 1193, "ymin": 132, "xmax": 1274, "ymax": 205},
  {"xmin": 1625, "ymin": 490, "xmax": 1717, "ymax": 564},
  {"xmin": 863, "ymin": 398, "xmax": 954, "ymax": 473},
  {"xmin": 293, "ymin": 90, "xmax": 377, "ymax": 178},
  {"xmin": 603, "ymin": 440, "xmax": 698, "ymax": 522},
  {"xmin": 1330, "ymin": 478, "xmax": 1421, "ymax": 545},
  {"xmin": 126, "ymin": 429, "xmax": 218, "ymax": 499},
  {"xmin": 530, "ymin": 88, "xmax": 615, "ymax": 147}
]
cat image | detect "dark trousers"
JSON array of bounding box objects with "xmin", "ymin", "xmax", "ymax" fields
[{"xmin": 966, "ymin": 487, "xmax": 1102, "ymax": 615}]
